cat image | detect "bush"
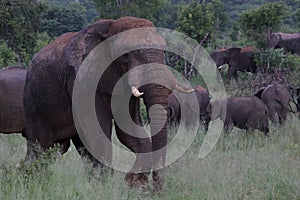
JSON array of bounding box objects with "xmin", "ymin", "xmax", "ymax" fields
[{"xmin": 254, "ymin": 48, "xmax": 285, "ymax": 71}]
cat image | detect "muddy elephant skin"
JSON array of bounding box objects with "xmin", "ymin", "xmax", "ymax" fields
[
  {"xmin": 205, "ymin": 96, "xmax": 269, "ymax": 136},
  {"xmin": 255, "ymin": 83, "xmax": 291, "ymax": 124},
  {"xmin": 210, "ymin": 46, "xmax": 257, "ymax": 82},
  {"xmin": 0, "ymin": 66, "xmax": 26, "ymax": 135},
  {"xmin": 24, "ymin": 16, "xmax": 193, "ymax": 192},
  {"xmin": 269, "ymin": 32, "xmax": 300, "ymax": 55}
]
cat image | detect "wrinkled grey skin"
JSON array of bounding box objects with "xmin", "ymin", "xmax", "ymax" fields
[
  {"xmin": 269, "ymin": 32, "xmax": 300, "ymax": 55},
  {"xmin": 24, "ymin": 17, "xmax": 193, "ymax": 192},
  {"xmin": 255, "ymin": 84, "xmax": 291, "ymax": 124},
  {"xmin": 168, "ymin": 85, "xmax": 210, "ymax": 128},
  {"xmin": 205, "ymin": 96, "xmax": 269, "ymax": 136},
  {"xmin": 0, "ymin": 66, "xmax": 26, "ymax": 135},
  {"xmin": 0, "ymin": 66, "xmax": 71, "ymax": 153},
  {"xmin": 210, "ymin": 46, "xmax": 257, "ymax": 82}
]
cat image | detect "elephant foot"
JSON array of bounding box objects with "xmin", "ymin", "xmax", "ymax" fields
[
  {"xmin": 152, "ymin": 170, "xmax": 164, "ymax": 193},
  {"xmin": 125, "ymin": 172, "xmax": 150, "ymax": 192}
]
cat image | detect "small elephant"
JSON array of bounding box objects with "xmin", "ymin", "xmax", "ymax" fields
[
  {"xmin": 255, "ymin": 84, "xmax": 292, "ymax": 124},
  {"xmin": 168, "ymin": 85, "xmax": 210, "ymax": 128},
  {"xmin": 269, "ymin": 32, "xmax": 300, "ymax": 55},
  {"xmin": 205, "ymin": 96, "xmax": 269, "ymax": 136},
  {"xmin": 210, "ymin": 46, "xmax": 257, "ymax": 82}
]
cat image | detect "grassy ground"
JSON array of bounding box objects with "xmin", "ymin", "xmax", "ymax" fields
[{"xmin": 0, "ymin": 117, "xmax": 299, "ymax": 200}]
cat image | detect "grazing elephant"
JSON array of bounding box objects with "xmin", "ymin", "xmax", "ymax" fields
[
  {"xmin": 210, "ymin": 46, "xmax": 257, "ymax": 82},
  {"xmin": 255, "ymin": 83, "xmax": 291, "ymax": 124},
  {"xmin": 24, "ymin": 17, "xmax": 193, "ymax": 192},
  {"xmin": 168, "ymin": 85, "xmax": 210, "ymax": 128},
  {"xmin": 269, "ymin": 32, "xmax": 300, "ymax": 55},
  {"xmin": 0, "ymin": 66, "xmax": 26, "ymax": 136},
  {"xmin": 205, "ymin": 96, "xmax": 269, "ymax": 136}
]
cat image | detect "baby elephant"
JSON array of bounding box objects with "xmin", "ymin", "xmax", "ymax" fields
[
  {"xmin": 205, "ymin": 96, "xmax": 269, "ymax": 136},
  {"xmin": 255, "ymin": 83, "xmax": 291, "ymax": 124},
  {"xmin": 168, "ymin": 85, "xmax": 210, "ymax": 128}
]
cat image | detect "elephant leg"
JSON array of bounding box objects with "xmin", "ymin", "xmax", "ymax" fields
[
  {"xmin": 224, "ymin": 117, "xmax": 233, "ymax": 134},
  {"xmin": 115, "ymin": 124, "xmax": 151, "ymax": 192},
  {"xmin": 25, "ymin": 119, "xmax": 55, "ymax": 162},
  {"xmin": 226, "ymin": 66, "xmax": 237, "ymax": 82},
  {"xmin": 83, "ymin": 93, "xmax": 113, "ymax": 173},
  {"xmin": 233, "ymin": 71, "xmax": 238, "ymax": 82},
  {"xmin": 268, "ymin": 104, "xmax": 277, "ymax": 123},
  {"xmin": 114, "ymin": 97, "xmax": 151, "ymax": 192},
  {"xmin": 278, "ymin": 108, "xmax": 288, "ymax": 125}
]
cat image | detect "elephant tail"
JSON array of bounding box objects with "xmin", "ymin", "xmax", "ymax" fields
[{"xmin": 276, "ymin": 99, "xmax": 296, "ymax": 113}]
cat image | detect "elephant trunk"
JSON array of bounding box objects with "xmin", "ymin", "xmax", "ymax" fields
[{"xmin": 143, "ymin": 85, "xmax": 169, "ymax": 191}]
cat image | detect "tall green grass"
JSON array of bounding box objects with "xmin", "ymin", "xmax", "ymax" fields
[{"xmin": 0, "ymin": 117, "xmax": 299, "ymax": 199}]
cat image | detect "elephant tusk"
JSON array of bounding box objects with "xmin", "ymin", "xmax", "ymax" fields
[
  {"xmin": 131, "ymin": 86, "xmax": 144, "ymax": 97},
  {"xmin": 175, "ymin": 83, "xmax": 194, "ymax": 93}
]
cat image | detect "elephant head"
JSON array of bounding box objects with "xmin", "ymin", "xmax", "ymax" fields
[
  {"xmin": 63, "ymin": 16, "xmax": 193, "ymax": 191},
  {"xmin": 210, "ymin": 47, "xmax": 241, "ymax": 69}
]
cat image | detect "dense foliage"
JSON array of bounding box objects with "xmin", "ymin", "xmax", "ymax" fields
[
  {"xmin": 0, "ymin": 0, "xmax": 44, "ymax": 65},
  {"xmin": 0, "ymin": 0, "xmax": 299, "ymax": 78},
  {"xmin": 39, "ymin": 0, "xmax": 88, "ymax": 37},
  {"xmin": 238, "ymin": 2, "xmax": 288, "ymax": 48}
]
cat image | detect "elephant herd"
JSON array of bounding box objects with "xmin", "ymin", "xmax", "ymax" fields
[
  {"xmin": 168, "ymin": 82, "xmax": 297, "ymax": 136},
  {"xmin": 210, "ymin": 32, "xmax": 300, "ymax": 82},
  {"xmin": 0, "ymin": 16, "xmax": 300, "ymax": 193}
]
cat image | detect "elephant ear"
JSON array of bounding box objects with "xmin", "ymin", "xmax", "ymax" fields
[
  {"xmin": 64, "ymin": 19, "xmax": 114, "ymax": 73},
  {"xmin": 254, "ymin": 87, "xmax": 265, "ymax": 99},
  {"xmin": 225, "ymin": 47, "xmax": 241, "ymax": 65}
]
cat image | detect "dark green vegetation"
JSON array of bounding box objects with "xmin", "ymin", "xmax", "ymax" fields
[
  {"xmin": 0, "ymin": 119, "xmax": 299, "ymax": 199},
  {"xmin": 0, "ymin": 1, "xmax": 300, "ymax": 199}
]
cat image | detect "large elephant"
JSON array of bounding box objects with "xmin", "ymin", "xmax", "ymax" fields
[
  {"xmin": 255, "ymin": 83, "xmax": 291, "ymax": 124},
  {"xmin": 268, "ymin": 32, "xmax": 300, "ymax": 55},
  {"xmin": 0, "ymin": 66, "xmax": 26, "ymax": 136},
  {"xmin": 210, "ymin": 46, "xmax": 257, "ymax": 82},
  {"xmin": 168, "ymin": 85, "xmax": 210, "ymax": 128},
  {"xmin": 24, "ymin": 17, "xmax": 193, "ymax": 192},
  {"xmin": 204, "ymin": 96, "xmax": 269, "ymax": 136}
]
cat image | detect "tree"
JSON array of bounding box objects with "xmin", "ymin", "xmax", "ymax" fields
[
  {"xmin": 40, "ymin": 1, "xmax": 87, "ymax": 37},
  {"xmin": 238, "ymin": 2, "xmax": 288, "ymax": 48},
  {"xmin": 0, "ymin": 0, "xmax": 44, "ymax": 65},
  {"xmin": 174, "ymin": 0, "xmax": 227, "ymax": 80},
  {"xmin": 79, "ymin": 0, "xmax": 99, "ymax": 23},
  {"xmin": 93, "ymin": 0, "xmax": 162, "ymax": 24},
  {"xmin": 176, "ymin": 1, "xmax": 216, "ymax": 44}
]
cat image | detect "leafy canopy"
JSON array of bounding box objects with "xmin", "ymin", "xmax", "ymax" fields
[
  {"xmin": 238, "ymin": 2, "xmax": 288, "ymax": 48},
  {"xmin": 39, "ymin": 0, "xmax": 88, "ymax": 37},
  {"xmin": 93, "ymin": 0, "xmax": 162, "ymax": 24},
  {"xmin": 0, "ymin": 0, "xmax": 44, "ymax": 65}
]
